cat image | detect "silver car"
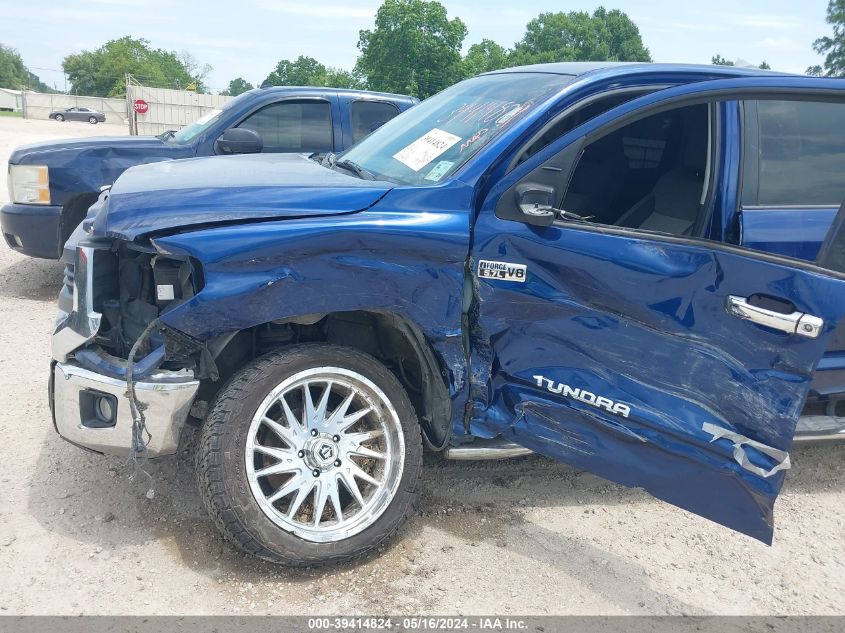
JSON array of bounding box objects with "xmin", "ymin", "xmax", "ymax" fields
[{"xmin": 49, "ymin": 107, "xmax": 106, "ymax": 124}]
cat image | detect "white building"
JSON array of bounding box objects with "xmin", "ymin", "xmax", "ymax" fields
[{"xmin": 0, "ymin": 88, "xmax": 24, "ymax": 112}]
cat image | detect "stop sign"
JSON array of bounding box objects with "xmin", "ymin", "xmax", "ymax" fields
[{"xmin": 133, "ymin": 99, "xmax": 149, "ymax": 114}]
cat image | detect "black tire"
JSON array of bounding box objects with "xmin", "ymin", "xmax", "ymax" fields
[
  {"xmin": 88, "ymin": 116, "xmax": 98, "ymax": 124},
  {"xmin": 196, "ymin": 343, "xmax": 423, "ymax": 566},
  {"xmin": 54, "ymin": 114, "xmax": 64, "ymax": 122}
]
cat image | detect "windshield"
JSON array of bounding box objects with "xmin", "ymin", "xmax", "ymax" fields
[
  {"xmin": 339, "ymin": 73, "xmax": 574, "ymax": 185},
  {"xmin": 167, "ymin": 90, "xmax": 256, "ymax": 144}
]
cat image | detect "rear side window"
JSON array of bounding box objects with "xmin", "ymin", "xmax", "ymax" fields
[
  {"xmin": 238, "ymin": 100, "xmax": 332, "ymax": 153},
  {"xmin": 350, "ymin": 101, "xmax": 400, "ymax": 144},
  {"xmin": 751, "ymin": 100, "xmax": 845, "ymax": 206}
]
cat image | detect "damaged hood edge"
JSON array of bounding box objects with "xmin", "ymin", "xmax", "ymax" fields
[{"xmin": 92, "ymin": 153, "xmax": 396, "ymax": 241}]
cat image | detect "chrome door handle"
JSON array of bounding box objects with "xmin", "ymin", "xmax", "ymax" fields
[{"xmin": 726, "ymin": 296, "xmax": 823, "ymax": 339}]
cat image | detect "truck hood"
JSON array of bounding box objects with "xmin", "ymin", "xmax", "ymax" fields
[
  {"xmin": 10, "ymin": 135, "xmax": 194, "ymax": 206},
  {"xmin": 91, "ymin": 153, "xmax": 395, "ymax": 240},
  {"xmin": 9, "ymin": 135, "xmax": 183, "ymax": 165}
]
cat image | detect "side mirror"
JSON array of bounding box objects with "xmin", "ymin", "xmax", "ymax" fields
[
  {"xmin": 516, "ymin": 184, "xmax": 556, "ymax": 227},
  {"xmin": 215, "ymin": 128, "xmax": 263, "ymax": 155}
]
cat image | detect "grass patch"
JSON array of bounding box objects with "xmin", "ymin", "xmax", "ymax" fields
[{"xmin": 0, "ymin": 110, "xmax": 22, "ymax": 117}]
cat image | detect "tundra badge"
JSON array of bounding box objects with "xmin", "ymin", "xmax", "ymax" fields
[{"xmin": 534, "ymin": 375, "xmax": 632, "ymax": 418}]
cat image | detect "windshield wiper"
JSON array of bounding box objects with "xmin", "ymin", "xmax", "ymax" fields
[
  {"xmin": 320, "ymin": 152, "xmax": 387, "ymax": 182},
  {"xmin": 333, "ymin": 158, "xmax": 377, "ymax": 181},
  {"xmin": 157, "ymin": 129, "xmax": 177, "ymax": 141},
  {"xmin": 311, "ymin": 151, "xmax": 332, "ymax": 164}
]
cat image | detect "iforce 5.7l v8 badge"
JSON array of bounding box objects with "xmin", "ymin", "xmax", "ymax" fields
[{"xmin": 478, "ymin": 260, "xmax": 527, "ymax": 283}]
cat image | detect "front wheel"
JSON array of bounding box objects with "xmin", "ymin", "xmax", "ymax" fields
[
  {"xmin": 196, "ymin": 343, "xmax": 423, "ymax": 566},
  {"xmin": 54, "ymin": 114, "xmax": 64, "ymax": 121},
  {"xmin": 88, "ymin": 116, "xmax": 98, "ymax": 124}
]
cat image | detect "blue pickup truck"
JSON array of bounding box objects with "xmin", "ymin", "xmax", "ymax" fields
[
  {"xmin": 2, "ymin": 87, "xmax": 416, "ymax": 259},
  {"xmin": 50, "ymin": 62, "xmax": 845, "ymax": 566}
]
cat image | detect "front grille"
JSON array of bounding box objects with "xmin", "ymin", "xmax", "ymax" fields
[
  {"xmin": 63, "ymin": 263, "xmax": 74, "ymax": 293},
  {"xmin": 57, "ymin": 263, "xmax": 75, "ymax": 315}
]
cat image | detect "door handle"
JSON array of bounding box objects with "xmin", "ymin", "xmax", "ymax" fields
[{"xmin": 726, "ymin": 296, "xmax": 823, "ymax": 339}]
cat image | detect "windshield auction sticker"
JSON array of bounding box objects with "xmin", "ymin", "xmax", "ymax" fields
[{"xmin": 393, "ymin": 128, "xmax": 461, "ymax": 171}]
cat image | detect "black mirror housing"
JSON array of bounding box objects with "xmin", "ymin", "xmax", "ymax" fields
[
  {"xmin": 516, "ymin": 184, "xmax": 556, "ymax": 226},
  {"xmin": 215, "ymin": 128, "xmax": 263, "ymax": 155},
  {"xmin": 494, "ymin": 135, "xmax": 585, "ymax": 226}
]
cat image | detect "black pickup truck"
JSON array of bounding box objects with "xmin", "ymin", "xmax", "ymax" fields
[{"xmin": 2, "ymin": 87, "xmax": 416, "ymax": 259}]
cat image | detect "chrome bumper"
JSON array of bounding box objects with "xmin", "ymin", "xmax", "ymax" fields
[{"xmin": 51, "ymin": 362, "xmax": 199, "ymax": 457}]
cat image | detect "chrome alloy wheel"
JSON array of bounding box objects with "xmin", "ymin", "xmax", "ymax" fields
[{"xmin": 245, "ymin": 367, "xmax": 405, "ymax": 542}]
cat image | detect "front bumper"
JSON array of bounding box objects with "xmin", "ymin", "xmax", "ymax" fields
[
  {"xmin": 51, "ymin": 361, "xmax": 199, "ymax": 457},
  {"xmin": 1, "ymin": 202, "xmax": 63, "ymax": 259}
]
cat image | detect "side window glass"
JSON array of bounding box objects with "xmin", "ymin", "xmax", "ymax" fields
[
  {"xmin": 751, "ymin": 100, "xmax": 845, "ymax": 206},
  {"xmin": 560, "ymin": 104, "xmax": 710, "ymax": 236},
  {"xmin": 238, "ymin": 100, "xmax": 332, "ymax": 153},
  {"xmin": 350, "ymin": 101, "xmax": 400, "ymax": 144},
  {"xmin": 515, "ymin": 90, "xmax": 653, "ymax": 166}
]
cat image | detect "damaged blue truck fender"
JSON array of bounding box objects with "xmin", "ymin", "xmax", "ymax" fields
[
  {"xmin": 51, "ymin": 63, "xmax": 845, "ymax": 566},
  {"xmin": 2, "ymin": 87, "xmax": 416, "ymax": 259}
]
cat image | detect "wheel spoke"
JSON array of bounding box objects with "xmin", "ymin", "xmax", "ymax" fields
[
  {"xmin": 348, "ymin": 461, "xmax": 381, "ymax": 487},
  {"xmin": 340, "ymin": 470, "xmax": 366, "ymax": 508},
  {"xmin": 338, "ymin": 406, "xmax": 373, "ymax": 431},
  {"xmin": 287, "ymin": 482, "xmax": 312, "ymax": 518},
  {"xmin": 325, "ymin": 391, "xmax": 355, "ymax": 429},
  {"xmin": 349, "ymin": 445, "xmax": 387, "ymax": 460},
  {"xmin": 329, "ymin": 476, "xmax": 344, "ymax": 523},
  {"xmin": 344, "ymin": 429, "xmax": 384, "ymax": 445},
  {"xmin": 303, "ymin": 384, "xmax": 315, "ymax": 426},
  {"xmin": 267, "ymin": 474, "xmax": 308, "ymax": 504},
  {"xmin": 279, "ymin": 395, "xmax": 304, "ymax": 436},
  {"xmin": 303, "ymin": 382, "xmax": 332, "ymax": 427},
  {"xmin": 315, "ymin": 381, "xmax": 332, "ymax": 425},
  {"xmin": 262, "ymin": 416, "xmax": 298, "ymax": 447},
  {"xmin": 313, "ymin": 480, "xmax": 331, "ymax": 526},
  {"xmin": 253, "ymin": 443, "xmax": 295, "ymax": 462},
  {"xmin": 255, "ymin": 461, "xmax": 300, "ymax": 478}
]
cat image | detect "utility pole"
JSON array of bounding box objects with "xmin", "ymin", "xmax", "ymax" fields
[{"xmin": 125, "ymin": 73, "xmax": 134, "ymax": 135}]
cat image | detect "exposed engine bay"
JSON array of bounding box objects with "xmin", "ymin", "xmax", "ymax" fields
[{"xmin": 58, "ymin": 241, "xmax": 205, "ymax": 377}]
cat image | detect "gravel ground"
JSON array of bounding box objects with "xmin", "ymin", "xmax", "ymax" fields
[{"xmin": 0, "ymin": 116, "xmax": 843, "ymax": 616}]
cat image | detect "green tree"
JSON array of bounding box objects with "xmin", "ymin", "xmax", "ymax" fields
[
  {"xmin": 263, "ymin": 55, "xmax": 362, "ymax": 89},
  {"xmin": 510, "ymin": 7, "xmax": 651, "ymax": 66},
  {"xmin": 712, "ymin": 54, "xmax": 771, "ymax": 69},
  {"xmin": 221, "ymin": 77, "xmax": 254, "ymax": 96},
  {"xmin": 325, "ymin": 68, "xmax": 363, "ymax": 89},
  {"xmin": 62, "ymin": 36, "xmax": 206, "ymax": 96},
  {"xmin": 812, "ymin": 0, "xmax": 845, "ymax": 76},
  {"xmin": 0, "ymin": 44, "xmax": 53, "ymax": 91},
  {"xmin": 356, "ymin": 0, "xmax": 467, "ymax": 98},
  {"xmin": 461, "ymin": 39, "xmax": 510, "ymax": 77}
]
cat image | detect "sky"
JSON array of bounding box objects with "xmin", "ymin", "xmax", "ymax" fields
[{"xmin": 0, "ymin": 0, "xmax": 833, "ymax": 93}]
